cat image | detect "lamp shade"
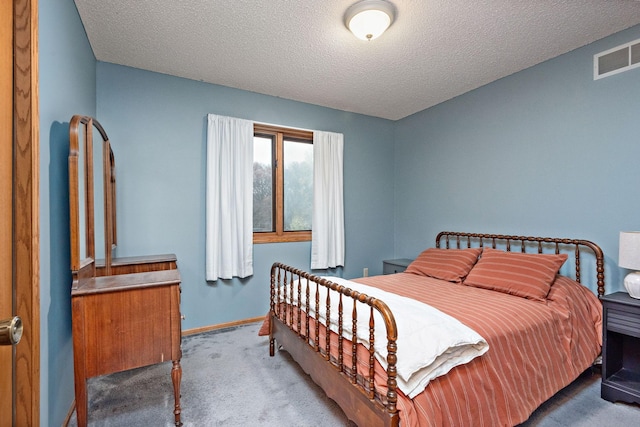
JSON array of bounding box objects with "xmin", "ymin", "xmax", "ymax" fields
[
  {"xmin": 345, "ymin": 0, "xmax": 395, "ymax": 41},
  {"xmin": 619, "ymin": 231, "xmax": 640, "ymax": 270}
]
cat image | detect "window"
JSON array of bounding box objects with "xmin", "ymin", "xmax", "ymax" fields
[{"xmin": 253, "ymin": 124, "xmax": 313, "ymax": 243}]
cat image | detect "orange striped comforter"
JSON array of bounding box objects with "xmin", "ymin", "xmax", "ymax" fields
[{"xmin": 351, "ymin": 272, "xmax": 602, "ymax": 426}]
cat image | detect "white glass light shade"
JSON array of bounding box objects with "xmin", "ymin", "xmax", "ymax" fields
[
  {"xmin": 345, "ymin": 0, "xmax": 395, "ymax": 41},
  {"xmin": 619, "ymin": 231, "xmax": 640, "ymax": 299}
]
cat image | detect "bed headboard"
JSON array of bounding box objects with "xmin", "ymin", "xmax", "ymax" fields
[{"xmin": 435, "ymin": 231, "xmax": 605, "ymax": 297}]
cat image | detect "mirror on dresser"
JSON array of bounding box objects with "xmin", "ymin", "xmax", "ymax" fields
[
  {"xmin": 90, "ymin": 120, "xmax": 117, "ymax": 275},
  {"xmin": 68, "ymin": 115, "xmax": 183, "ymax": 427},
  {"xmin": 69, "ymin": 115, "xmax": 114, "ymax": 278},
  {"xmin": 69, "ymin": 116, "xmax": 94, "ymax": 278},
  {"xmin": 92, "ymin": 122, "xmax": 106, "ymax": 263}
]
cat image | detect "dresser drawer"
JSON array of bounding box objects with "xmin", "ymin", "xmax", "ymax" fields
[{"xmin": 607, "ymin": 307, "xmax": 640, "ymax": 339}]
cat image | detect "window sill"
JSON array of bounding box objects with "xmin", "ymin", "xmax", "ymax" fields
[{"xmin": 254, "ymin": 231, "xmax": 311, "ymax": 244}]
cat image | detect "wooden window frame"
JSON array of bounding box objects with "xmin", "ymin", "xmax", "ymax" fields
[{"xmin": 253, "ymin": 124, "xmax": 313, "ymax": 244}]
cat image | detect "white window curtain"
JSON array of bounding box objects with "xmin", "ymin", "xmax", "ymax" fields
[
  {"xmin": 311, "ymin": 131, "xmax": 345, "ymax": 269},
  {"xmin": 205, "ymin": 114, "xmax": 254, "ymax": 280}
]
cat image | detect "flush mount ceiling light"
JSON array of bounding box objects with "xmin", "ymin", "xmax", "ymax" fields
[{"xmin": 345, "ymin": 0, "xmax": 395, "ymax": 41}]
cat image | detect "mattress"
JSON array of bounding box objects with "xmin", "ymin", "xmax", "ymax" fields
[{"xmin": 350, "ymin": 272, "xmax": 603, "ymax": 426}]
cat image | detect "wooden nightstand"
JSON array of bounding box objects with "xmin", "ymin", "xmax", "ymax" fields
[
  {"xmin": 382, "ymin": 258, "xmax": 413, "ymax": 275},
  {"xmin": 601, "ymin": 292, "xmax": 640, "ymax": 405}
]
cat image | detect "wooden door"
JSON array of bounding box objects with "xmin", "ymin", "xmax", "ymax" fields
[
  {"xmin": 1, "ymin": 0, "xmax": 15, "ymax": 424},
  {"xmin": 1, "ymin": 0, "xmax": 39, "ymax": 425}
]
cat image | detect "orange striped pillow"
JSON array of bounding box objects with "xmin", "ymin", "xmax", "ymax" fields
[
  {"xmin": 463, "ymin": 248, "xmax": 568, "ymax": 301},
  {"xmin": 405, "ymin": 247, "xmax": 482, "ymax": 283}
]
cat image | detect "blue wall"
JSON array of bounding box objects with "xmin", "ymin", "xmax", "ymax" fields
[
  {"xmin": 37, "ymin": 2, "xmax": 640, "ymax": 422},
  {"xmin": 95, "ymin": 63, "xmax": 396, "ymax": 331},
  {"xmin": 39, "ymin": 0, "xmax": 96, "ymax": 424},
  {"xmin": 394, "ymin": 24, "xmax": 640, "ymax": 294}
]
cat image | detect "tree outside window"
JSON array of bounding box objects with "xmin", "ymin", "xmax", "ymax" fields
[{"xmin": 253, "ymin": 124, "xmax": 313, "ymax": 243}]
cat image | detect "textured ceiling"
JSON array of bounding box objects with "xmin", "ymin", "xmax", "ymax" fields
[{"xmin": 74, "ymin": 0, "xmax": 640, "ymax": 120}]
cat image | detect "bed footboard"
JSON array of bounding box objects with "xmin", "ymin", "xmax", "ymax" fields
[{"xmin": 269, "ymin": 263, "xmax": 400, "ymax": 427}]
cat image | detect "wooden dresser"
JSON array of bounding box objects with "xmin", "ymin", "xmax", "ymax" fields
[{"xmin": 69, "ymin": 116, "xmax": 182, "ymax": 426}]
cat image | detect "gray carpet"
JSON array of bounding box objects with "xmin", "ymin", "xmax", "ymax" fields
[{"xmin": 68, "ymin": 322, "xmax": 640, "ymax": 426}]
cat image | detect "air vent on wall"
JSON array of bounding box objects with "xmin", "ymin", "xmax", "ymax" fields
[{"xmin": 594, "ymin": 38, "xmax": 640, "ymax": 79}]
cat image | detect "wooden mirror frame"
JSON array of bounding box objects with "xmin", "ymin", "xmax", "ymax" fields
[
  {"xmin": 69, "ymin": 115, "xmax": 116, "ymax": 281},
  {"xmin": 109, "ymin": 147, "xmax": 117, "ymax": 249}
]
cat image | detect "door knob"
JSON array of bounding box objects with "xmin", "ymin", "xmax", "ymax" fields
[{"xmin": 0, "ymin": 316, "xmax": 23, "ymax": 346}]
